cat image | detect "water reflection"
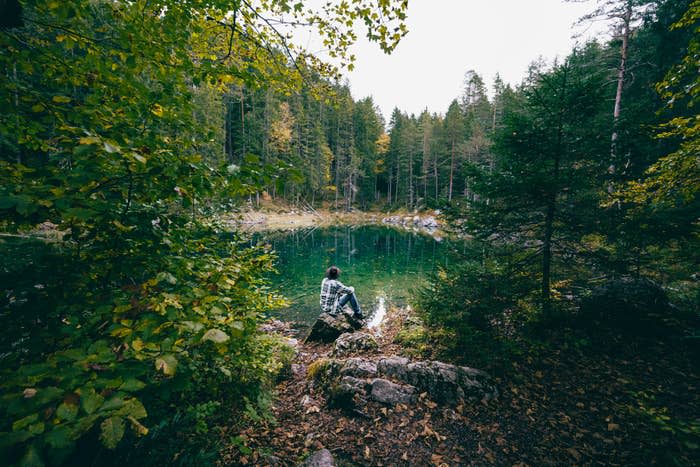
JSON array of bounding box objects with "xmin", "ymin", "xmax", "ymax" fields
[{"xmin": 254, "ymin": 226, "xmax": 460, "ymax": 326}]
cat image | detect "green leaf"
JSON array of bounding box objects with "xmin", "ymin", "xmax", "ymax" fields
[
  {"xmin": 33, "ymin": 387, "xmax": 64, "ymax": 407},
  {"xmin": 81, "ymin": 388, "xmax": 104, "ymax": 415},
  {"xmin": 155, "ymin": 354, "xmax": 177, "ymax": 376},
  {"xmin": 119, "ymin": 379, "xmax": 146, "ymax": 392},
  {"xmin": 100, "ymin": 396, "xmax": 125, "ymax": 412},
  {"xmin": 55, "ymin": 402, "xmax": 78, "ymax": 422},
  {"xmin": 12, "ymin": 414, "xmax": 39, "ymax": 432},
  {"xmin": 115, "ymin": 398, "xmax": 147, "ymax": 419},
  {"xmin": 202, "ymin": 329, "xmax": 230, "ymax": 344},
  {"xmin": 99, "ymin": 417, "xmax": 125, "ymax": 449},
  {"xmin": 27, "ymin": 423, "xmax": 44, "ymax": 436}
]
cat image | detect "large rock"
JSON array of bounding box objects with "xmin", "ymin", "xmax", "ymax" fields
[
  {"xmin": 328, "ymin": 376, "xmax": 371, "ymax": 408},
  {"xmin": 377, "ymin": 357, "xmax": 498, "ymax": 404},
  {"xmin": 333, "ymin": 332, "xmax": 378, "ymax": 357},
  {"xmin": 301, "ymin": 449, "xmax": 336, "ymax": 467},
  {"xmin": 305, "ymin": 312, "xmax": 363, "ymax": 343},
  {"xmin": 328, "ymin": 376, "xmax": 417, "ymax": 408},
  {"xmin": 370, "ymin": 378, "xmax": 417, "ymax": 405},
  {"xmin": 311, "ymin": 356, "xmax": 496, "ymax": 407},
  {"xmin": 338, "ymin": 357, "xmax": 378, "ymax": 378}
]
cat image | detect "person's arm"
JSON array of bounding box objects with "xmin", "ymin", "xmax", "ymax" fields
[{"xmin": 336, "ymin": 280, "xmax": 354, "ymax": 294}]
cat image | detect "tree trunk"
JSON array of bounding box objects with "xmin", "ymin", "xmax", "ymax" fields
[
  {"xmin": 448, "ymin": 139, "xmax": 455, "ymax": 202},
  {"xmin": 387, "ymin": 168, "xmax": 392, "ymax": 204},
  {"xmin": 610, "ymin": 3, "xmax": 632, "ymax": 166},
  {"xmin": 434, "ymin": 155, "xmax": 439, "ymax": 202}
]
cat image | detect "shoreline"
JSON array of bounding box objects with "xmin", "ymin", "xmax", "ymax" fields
[{"xmin": 222, "ymin": 208, "xmax": 446, "ymax": 237}]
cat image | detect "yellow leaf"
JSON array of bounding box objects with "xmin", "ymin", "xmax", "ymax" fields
[
  {"xmin": 131, "ymin": 339, "xmax": 144, "ymax": 352},
  {"xmin": 113, "ymin": 220, "xmax": 132, "ymax": 231},
  {"xmin": 79, "ymin": 136, "xmax": 101, "ymax": 145},
  {"xmin": 111, "ymin": 327, "xmax": 132, "ymax": 338},
  {"xmin": 52, "ymin": 95, "xmax": 71, "ymax": 104},
  {"xmin": 151, "ymin": 104, "xmax": 164, "ymax": 117}
]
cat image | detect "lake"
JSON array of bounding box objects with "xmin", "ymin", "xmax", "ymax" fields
[{"xmin": 254, "ymin": 225, "xmax": 461, "ymax": 327}]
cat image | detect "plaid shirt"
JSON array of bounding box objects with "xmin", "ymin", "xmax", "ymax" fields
[{"xmin": 319, "ymin": 278, "xmax": 353, "ymax": 314}]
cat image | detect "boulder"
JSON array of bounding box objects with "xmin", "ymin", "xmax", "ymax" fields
[
  {"xmin": 338, "ymin": 357, "xmax": 378, "ymax": 378},
  {"xmin": 328, "ymin": 376, "xmax": 371, "ymax": 408},
  {"xmin": 301, "ymin": 449, "xmax": 336, "ymax": 467},
  {"xmin": 305, "ymin": 312, "xmax": 363, "ymax": 343},
  {"xmin": 333, "ymin": 332, "xmax": 378, "ymax": 357},
  {"xmin": 328, "ymin": 376, "xmax": 417, "ymax": 408},
  {"xmin": 376, "ymin": 356, "xmax": 410, "ymax": 380},
  {"xmin": 370, "ymin": 378, "xmax": 417, "ymax": 405},
  {"xmin": 377, "ymin": 357, "xmax": 497, "ymax": 404},
  {"xmin": 312, "ymin": 356, "xmax": 496, "ymax": 407}
]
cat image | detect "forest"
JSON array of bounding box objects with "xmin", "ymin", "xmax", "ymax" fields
[{"xmin": 1, "ymin": 0, "xmax": 698, "ymax": 465}]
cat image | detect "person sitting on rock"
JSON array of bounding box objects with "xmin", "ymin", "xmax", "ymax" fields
[{"xmin": 319, "ymin": 266, "xmax": 364, "ymax": 319}]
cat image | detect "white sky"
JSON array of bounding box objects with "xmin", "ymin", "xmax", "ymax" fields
[{"xmin": 337, "ymin": 0, "xmax": 608, "ymax": 120}]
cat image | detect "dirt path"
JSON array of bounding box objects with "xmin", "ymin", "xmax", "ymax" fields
[{"xmin": 219, "ymin": 307, "xmax": 485, "ymax": 466}]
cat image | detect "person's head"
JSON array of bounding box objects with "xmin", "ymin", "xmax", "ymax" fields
[{"xmin": 326, "ymin": 266, "xmax": 340, "ymax": 280}]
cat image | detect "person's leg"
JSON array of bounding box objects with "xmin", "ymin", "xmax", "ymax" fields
[{"xmin": 339, "ymin": 292, "xmax": 362, "ymax": 318}]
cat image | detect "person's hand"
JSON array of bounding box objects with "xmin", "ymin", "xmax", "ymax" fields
[{"xmin": 348, "ymin": 286, "xmax": 354, "ymax": 293}]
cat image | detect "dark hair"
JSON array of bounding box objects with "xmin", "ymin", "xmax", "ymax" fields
[{"xmin": 326, "ymin": 266, "xmax": 340, "ymax": 279}]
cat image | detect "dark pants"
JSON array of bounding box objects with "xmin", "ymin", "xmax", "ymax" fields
[{"xmin": 338, "ymin": 292, "xmax": 362, "ymax": 316}]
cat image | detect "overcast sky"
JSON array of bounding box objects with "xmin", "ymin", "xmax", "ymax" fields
[{"xmin": 335, "ymin": 0, "xmax": 608, "ymax": 121}]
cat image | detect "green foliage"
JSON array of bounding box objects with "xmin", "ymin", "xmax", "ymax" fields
[
  {"xmin": 414, "ymin": 245, "xmax": 535, "ymax": 367},
  {"xmin": 416, "ymin": 2, "xmax": 699, "ymax": 382},
  {"xmin": 0, "ymin": 0, "xmax": 409, "ymax": 464},
  {"xmin": 620, "ymin": 1, "xmax": 699, "ymax": 236}
]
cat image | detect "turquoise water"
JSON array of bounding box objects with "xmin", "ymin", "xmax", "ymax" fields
[{"xmin": 255, "ymin": 226, "xmax": 461, "ymax": 327}]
